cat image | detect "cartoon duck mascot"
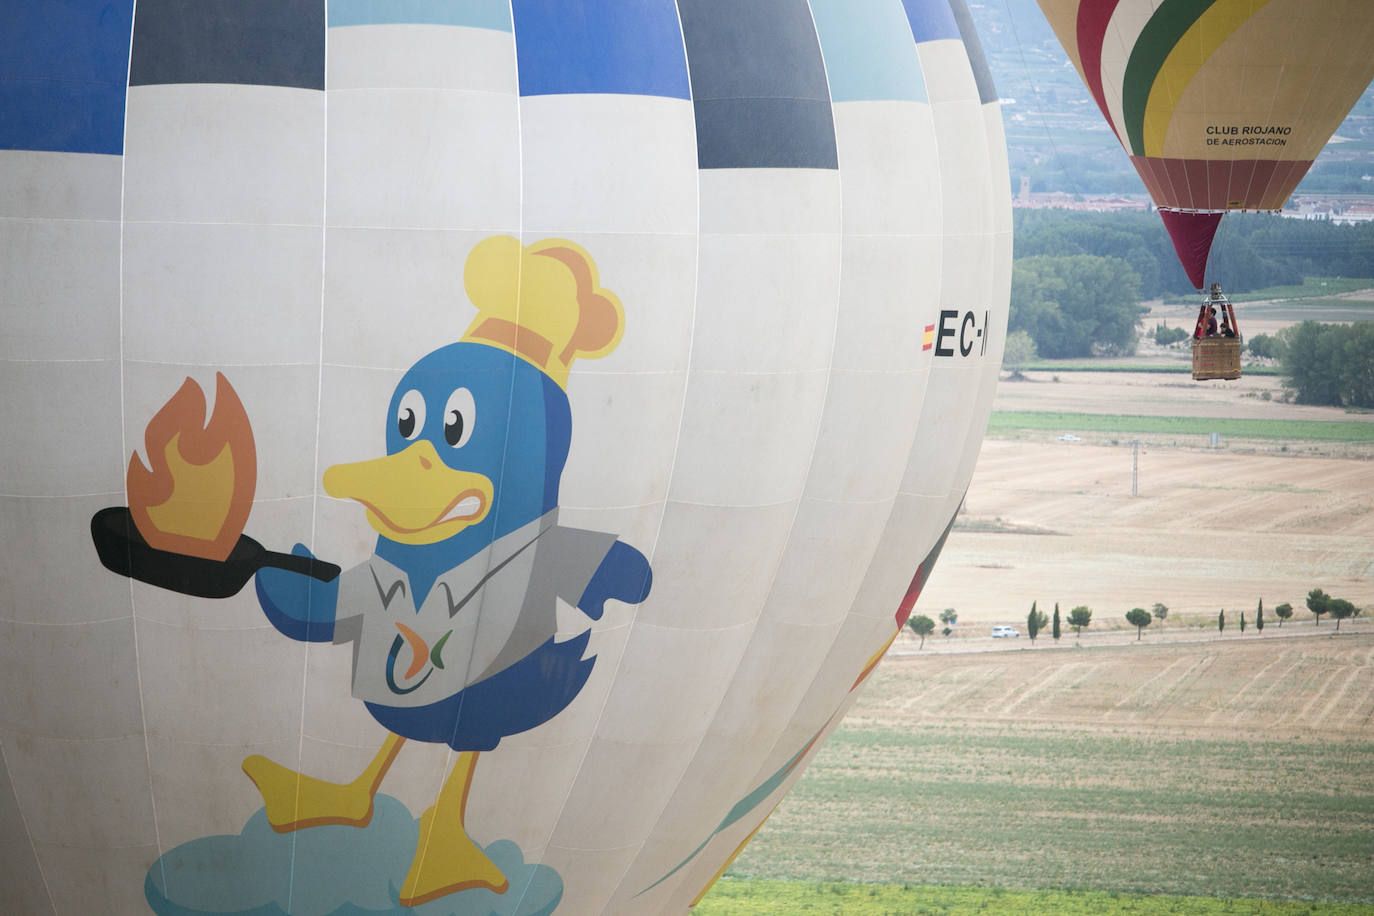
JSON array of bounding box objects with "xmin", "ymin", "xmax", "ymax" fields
[{"xmin": 247, "ymin": 236, "xmax": 653, "ymax": 906}]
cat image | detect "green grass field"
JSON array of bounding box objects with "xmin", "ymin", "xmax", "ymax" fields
[
  {"xmin": 986, "ymin": 412, "xmax": 1374, "ymax": 441},
  {"xmin": 697, "ymin": 639, "xmax": 1374, "ymax": 913},
  {"xmin": 1164, "ymin": 278, "xmax": 1374, "ymax": 306},
  {"xmin": 696, "ymin": 880, "xmax": 1374, "ymax": 915},
  {"xmin": 722, "ymin": 726, "xmax": 1374, "ymax": 903},
  {"xmin": 1234, "ymin": 299, "xmax": 1374, "ymax": 325}
]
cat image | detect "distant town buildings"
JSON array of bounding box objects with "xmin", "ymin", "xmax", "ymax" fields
[
  {"xmin": 1012, "ymin": 176, "xmax": 1374, "ymax": 223},
  {"xmin": 1013, "ymin": 177, "xmax": 1149, "ymax": 212},
  {"xmin": 1282, "ymin": 197, "xmax": 1374, "ymax": 224}
]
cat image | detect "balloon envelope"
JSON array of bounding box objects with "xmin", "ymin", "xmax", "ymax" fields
[
  {"xmin": 0, "ymin": 1, "xmax": 1009, "ymax": 913},
  {"xmin": 1036, "ymin": 0, "xmax": 1374, "ymax": 287}
]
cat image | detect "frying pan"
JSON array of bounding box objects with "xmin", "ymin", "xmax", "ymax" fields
[{"xmin": 91, "ymin": 506, "xmax": 341, "ymax": 599}]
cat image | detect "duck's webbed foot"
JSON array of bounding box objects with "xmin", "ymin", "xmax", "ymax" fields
[
  {"xmin": 399, "ymin": 751, "xmax": 509, "ymax": 905},
  {"xmin": 242, "ymin": 733, "xmax": 404, "ymax": 833}
]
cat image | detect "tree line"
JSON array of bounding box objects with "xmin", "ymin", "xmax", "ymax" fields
[
  {"xmin": 903, "ymin": 591, "xmax": 1362, "ymax": 648},
  {"xmin": 1266, "ymin": 321, "xmax": 1374, "ymax": 408},
  {"xmin": 1007, "ymin": 210, "xmax": 1374, "ymax": 360},
  {"xmin": 1015, "ymin": 209, "xmax": 1374, "ymax": 298}
]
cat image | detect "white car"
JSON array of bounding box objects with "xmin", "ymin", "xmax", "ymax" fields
[
  {"xmin": 1058, "ymin": 434, "xmax": 1081, "ymax": 442},
  {"xmin": 991, "ymin": 625, "xmax": 1020, "ymax": 638}
]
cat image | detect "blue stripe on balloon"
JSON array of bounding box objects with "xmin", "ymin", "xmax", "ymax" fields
[
  {"xmin": 901, "ymin": 0, "xmax": 961, "ymax": 44},
  {"xmin": 948, "ymin": 0, "xmax": 998, "ymax": 104},
  {"xmin": 512, "ymin": 0, "xmax": 689, "ymax": 99},
  {"xmin": 0, "ymin": 0, "xmax": 135, "ymax": 154},
  {"xmin": 128, "ymin": 0, "xmax": 324, "ymax": 89},
  {"xmin": 679, "ymin": 0, "xmax": 837, "ymax": 169},
  {"xmin": 811, "ymin": 0, "xmax": 928, "ymax": 103},
  {"xmin": 328, "ymin": 0, "xmax": 512, "ymax": 31}
]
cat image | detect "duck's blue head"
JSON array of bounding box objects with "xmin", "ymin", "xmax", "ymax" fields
[{"xmin": 324, "ymin": 341, "xmax": 571, "ymax": 596}]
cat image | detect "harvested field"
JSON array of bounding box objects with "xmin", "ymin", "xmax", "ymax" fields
[
  {"xmin": 911, "ymin": 361, "xmax": 1374, "ymax": 630},
  {"xmin": 729, "ymin": 635, "xmax": 1374, "ymax": 902},
  {"xmin": 718, "ymin": 337, "xmax": 1374, "ymax": 907},
  {"xmin": 989, "ymin": 370, "xmax": 1368, "ymax": 426},
  {"xmin": 911, "ymin": 438, "xmax": 1374, "ymax": 630},
  {"xmin": 862, "ymin": 636, "xmax": 1374, "ymax": 741}
]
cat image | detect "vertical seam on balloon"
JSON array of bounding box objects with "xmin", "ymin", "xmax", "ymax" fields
[
  {"xmin": 1142, "ymin": 0, "xmax": 1270, "ymax": 160},
  {"xmin": 1152, "ymin": 163, "xmax": 1186, "ymax": 216},
  {"xmin": 1175, "ymin": 156, "xmax": 1198, "ymax": 223},
  {"xmin": 1075, "ymin": 0, "xmax": 1124, "ymax": 134},
  {"xmin": 949, "ymin": 0, "xmax": 997, "ymax": 105},
  {"xmin": 412, "ymin": 8, "xmax": 529, "ymax": 905},
  {"xmin": 118, "ymin": 0, "xmax": 168, "ymax": 906},
  {"xmin": 1247, "ymin": 10, "xmax": 1338, "ymax": 211},
  {"xmin": 559, "ymin": 4, "xmax": 701, "ymax": 903},
  {"xmin": 1248, "ymin": 4, "xmax": 1299, "ymax": 208},
  {"xmin": 285, "ymin": 6, "xmax": 333, "ymax": 911},
  {"xmin": 664, "ymin": 19, "xmax": 946, "ymax": 907},
  {"xmin": 690, "ymin": 27, "xmax": 978, "ymax": 891},
  {"xmin": 613, "ymin": 3, "xmax": 851, "ymax": 901},
  {"xmin": 1098, "ymin": 13, "xmax": 1136, "ymax": 154},
  {"xmin": 0, "ymin": 729, "xmax": 54, "ymax": 911},
  {"xmin": 1222, "ymin": 1, "xmax": 1254, "ymax": 216},
  {"xmin": 488, "ymin": 13, "xmax": 606, "ymax": 911}
]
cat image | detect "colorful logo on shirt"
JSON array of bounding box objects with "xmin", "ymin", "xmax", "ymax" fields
[{"xmin": 386, "ymin": 622, "xmax": 452, "ymax": 694}]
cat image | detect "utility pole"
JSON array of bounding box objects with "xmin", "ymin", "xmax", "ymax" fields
[{"xmin": 1132, "ymin": 440, "xmax": 1139, "ymax": 497}]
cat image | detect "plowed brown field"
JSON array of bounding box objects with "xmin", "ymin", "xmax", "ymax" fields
[
  {"xmin": 866, "ymin": 633, "xmax": 1374, "ymax": 741},
  {"xmin": 911, "ymin": 364, "xmax": 1374, "ymax": 635}
]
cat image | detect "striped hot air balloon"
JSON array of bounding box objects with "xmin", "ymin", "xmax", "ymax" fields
[
  {"xmin": 1037, "ymin": 0, "xmax": 1374, "ymax": 288},
  {"xmin": 0, "ymin": 1, "xmax": 1009, "ymax": 913}
]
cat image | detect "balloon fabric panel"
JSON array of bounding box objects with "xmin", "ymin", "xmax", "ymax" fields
[
  {"xmin": 1120, "ymin": 0, "xmax": 1215, "ymax": 157},
  {"xmin": 327, "ymin": 0, "xmax": 513, "ymax": 29},
  {"xmin": 1039, "ymin": 0, "xmax": 1374, "ymax": 286},
  {"xmin": 948, "ymin": 0, "xmax": 1000, "ymax": 104},
  {"xmin": 808, "ymin": 0, "xmax": 929, "ymax": 102},
  {"xmin": 128, "ymin": 0, "xmax": 326, "ymax": 89},
  {"xmin": 0, "ymin": 0, "xmax": 1011, "ymax": 912},
  {"xmin": 0, "ymin": 0, "xmax": 135, "ymax": 154},
  {"xmin": 902, "ymin": 0, "xmax": 962, "ymax": 42},
  {"xmin": 511, "ymin": 0, "xmax": 690, "ymax": 98},
  {"xmin": 678, "ymin": 0, "xmax": 839, "ymax": 168}
]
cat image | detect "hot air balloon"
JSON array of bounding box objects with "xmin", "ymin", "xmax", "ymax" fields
[
  {"xmin": 0, "ymin": 2, "xmax": 1009, "ymax": 914},
  {"xmin": 1037, "ymin": 0, "xmax": 1374, "ymax": 291}
]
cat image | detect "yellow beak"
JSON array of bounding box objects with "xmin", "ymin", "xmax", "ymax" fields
[{"xmin": 323, "ymin": 441, "xmax": 493, "ymax": 546}]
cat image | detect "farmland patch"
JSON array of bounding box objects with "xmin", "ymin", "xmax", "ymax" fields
[{"xmin": 726, "ymin": 637, "xmax": 1374, "ymax": 903}]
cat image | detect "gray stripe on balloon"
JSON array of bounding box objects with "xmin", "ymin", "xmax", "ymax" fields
[
  {"xmin": 678, "ymin": 0, "xmax": 838, "ymax": 170},
  {"xmin": 948, "ymin": 0, "xmax": 999, "ymax": 105},
  {"xmin": 128, "ymin": 0, "xmax": 325, "ymax": 89}
]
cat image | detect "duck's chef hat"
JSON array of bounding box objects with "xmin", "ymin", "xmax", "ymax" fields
[{"xmin": 461, "ymin": 235, "xmax": 625, "ymax": 389}]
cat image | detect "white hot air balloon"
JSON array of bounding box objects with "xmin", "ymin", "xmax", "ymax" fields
[{"xmin": 0, "ymin": 1, "xmax": 1010, "ymax": 913}]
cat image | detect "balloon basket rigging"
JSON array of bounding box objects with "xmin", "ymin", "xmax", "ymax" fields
[
  {"xmin": 1191, "ymin": 288, "xmax": 1243, "ymax": 381},
  {"xmin": 1191, "ymin": 337, "xmax": 1243, "ymax": 381}
]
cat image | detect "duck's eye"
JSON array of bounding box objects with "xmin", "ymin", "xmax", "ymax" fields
[
  {"xmin": 443, "ymin": 388, "xmax": 475, "ymax": 448},
  {"xmin": 397, "ymin": 390, "xmax": 425, "ymax": 441}
]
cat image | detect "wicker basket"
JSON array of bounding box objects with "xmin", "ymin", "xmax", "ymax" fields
[{"xmin": 1192, "ymin": 336, "xmax": 1242, "ymax": 380}]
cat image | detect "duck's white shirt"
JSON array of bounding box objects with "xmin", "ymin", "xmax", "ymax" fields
[{"xmin": 332, "ymin": 509, "xmax": 616, "ymax": 707}]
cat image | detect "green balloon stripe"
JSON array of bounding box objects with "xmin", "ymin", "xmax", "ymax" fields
[{"xmin": 1121, "ymin": 0, "xmax": 1217, "ymax": 156}]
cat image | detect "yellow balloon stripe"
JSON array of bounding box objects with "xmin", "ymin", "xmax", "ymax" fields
[{"xmin": 1142, "ymin": 0, "xmax": 1274, "ymax": 157}]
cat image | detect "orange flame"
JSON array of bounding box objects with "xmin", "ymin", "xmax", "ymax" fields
[{"xmin": 127, "ymin": 374, "xmax": 256, "ymax": 561}]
